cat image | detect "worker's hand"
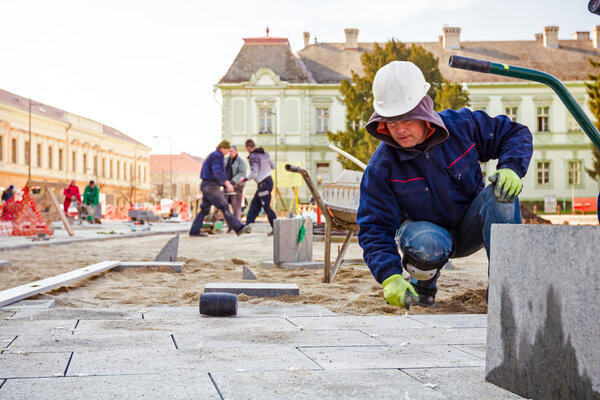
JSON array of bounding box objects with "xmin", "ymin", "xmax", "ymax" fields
[
  {"xmin": 382, "ymin": 274, "xmax": 418, "ymax": 309},
  {"xmin": 488, "ymin": 168, "xmax": 522, "ymax": 203},
  {"xmin": 225, "ymin": 181, "xmax": 235, "ymax": 193},
  {"xmin": 240, "ymin": 177, "xmax": 247, "ymax": 183}
]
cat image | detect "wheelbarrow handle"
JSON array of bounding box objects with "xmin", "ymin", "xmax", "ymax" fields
[
  {"xmin": 285, "ymin": 164, "xmax": 302, "ymax": 173},
  {"xmin": 448, "ymin": 55, "xmax": 491, "ymax": 74}
]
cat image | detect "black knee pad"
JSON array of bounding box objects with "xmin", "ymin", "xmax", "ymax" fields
[{"xmin": 401, "ymin": 251, "xmax": 448, "ymax": 281}]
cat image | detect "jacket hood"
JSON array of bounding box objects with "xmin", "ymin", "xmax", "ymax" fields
[
  {"xmin": 249, "ymin": 147, "xmax": 265, "ymax": 158},
  {"xmin": 365, "ymin": 95, "xmax": 449, "ymax": 152}
]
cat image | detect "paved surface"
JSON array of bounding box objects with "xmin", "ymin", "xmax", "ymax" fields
[
  {"xmin": 0, "ymin": 221, "xmax": 191, "ymax": 251},
  {"xmin": 0, "ymin": 302, "xmax": 523, "ymax": 399}
]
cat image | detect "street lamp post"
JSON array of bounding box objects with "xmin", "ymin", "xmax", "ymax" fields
[{"xmin": 153, "ymin": 134, "xmax": 173, "ymax": 199}]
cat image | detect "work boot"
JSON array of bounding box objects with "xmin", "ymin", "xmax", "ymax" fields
[
  {"xmin": 417, "ymin": 294, "xmax": 435, "ymax": 307},
  {"xmin": 189, "ymin": 232, "xmax": 208, "ymax": 237},
  {"xmin": 235, "ymin": 224, "xmax": 252, "ymax": 236}
]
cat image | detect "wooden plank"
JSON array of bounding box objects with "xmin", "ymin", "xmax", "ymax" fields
[
  {"xmin": 44, "ymin": 186, "xmax": 74, "ymax": 236},
  {"xmin": 0, "ymin": 261, "xmax": 120, "ymax": 307}
]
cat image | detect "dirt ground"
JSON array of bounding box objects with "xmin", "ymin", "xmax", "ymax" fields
[{"xmin": 0, "ymin": 223, "xmax": 489, "ymax": 315}]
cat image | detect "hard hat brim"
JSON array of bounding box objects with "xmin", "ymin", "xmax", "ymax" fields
[{"xmin": 373, "ymin": 83, "xmax": 431, "ymax": 118}]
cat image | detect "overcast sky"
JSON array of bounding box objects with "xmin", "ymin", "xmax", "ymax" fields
[{"xmin": 1, "ymin": 0, "xmax": 598, "ymax": 157}]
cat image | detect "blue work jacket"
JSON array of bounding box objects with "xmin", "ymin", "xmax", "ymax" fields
[{"xmin": 201, "ymin": 149, "xmax": 227, "ymax": 186}]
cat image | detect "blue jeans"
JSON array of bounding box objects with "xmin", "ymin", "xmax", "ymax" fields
[
  {"xmin": 396, "ymin": 185, "xmax": 522, "ymax": 296},
  {"xmin": 245, "ymin": 176, "xmax": 277, "ymax": 228},
  {"xmin": 190, "ymin": 181, "xmax": 243, "ymax": 234}
]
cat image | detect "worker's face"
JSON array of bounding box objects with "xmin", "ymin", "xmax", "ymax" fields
[
  {"xmin": 219, "ymin": 147, "xmax": 229, "ymax": 156},
  {"xmin": 245, "ymin": 145, "xmax": 253, "ymax": 154},
  {"xmin": 386, "ymin": 119, "xmax": 428, "ymax": 148},
  {"xmin": 70, "ymin": 180, "xmax": 76, "ymax": 185},
  {"xmin": 229, "ymin": 148, "xmax": 238, "ymax": 158}
]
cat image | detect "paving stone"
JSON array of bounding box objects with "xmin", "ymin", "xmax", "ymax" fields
[
  {"xmin": 1, "ymin": 336, "xmax": 16, "ymax": 351},
  {"xmin": 260, "ymin": 260, "xmax": 323, "ymax": 269},
  {"xmin": 0, "ymin": 320, "xmax": 78, "ymax": 336},
  {"xmin": 242, "ymin": 265, "xmax": 256, "ymax": 280},
  {"xmin": 487, "ymin": 225, "xmax": 600, "ymax": 399},
  {"xmin": 403, "ymin": 367, "xmax": 524, "ymax": 399},
  {"xmin": 211, "ymin": 369, "xmax": 446, "ymax": 400},
  {"xmin": 359, "ymin": 327, "xmax": 487, "ymax": 346},
  {"xmin": 407, "ymin": 314, "xmax": 487, "ymax": 328},
  {"xmin": 0, "ymin": 310, "xmax": 15, "ymax": 319},
  {"xmin": 10, "ymin": 308, "xmax": 141, "ymax": 320},
  {"xmin": 0, "ymin": 373, "xmax": 220, "ymax": 399},
  {"xmin": 154, "ymin": 233, "xmax": 179, "ymax": 262},
  {"xmin": 1, "ymin": 300, "xmax": 55, "ymax": 310},
  {"xmin": 9, "ymin": 331, "xmax": 174, "ymax": 352},
  {"xmin": 0, "ymin": 351, "xmax": 72, "ymax": 378},
  {"xmin": 238, "ymin": 304, "xmax": 336, "ymax": 317},
  {"xmin": 451, "ymin": 344, "xmax": 486, "ymax": 360},
  {"xmin": 67, "ymin": 346, "xmax": 320, "ymax": 376},
  {"xmin": 0, "ymin": 260, "xmax": 12, "ymax": 269},
  {"xmin": 173, "ymin": 328, "xmax": 380, "ymax": 349},
  {"xmin": 286, "ymin": 315, "xmax": 426, "ymax": 330},
  {"xmin": 273, "ymin": 218, "xmax": 313, "ymax": 263},
  {"xmin": 204, "ymin": 282, "xmax": 299, "ymax": 297},
  {"xmin": 113, "ymin": 261, "xmax": 184, "ymax": 272},
  {"xmin": 299, "ymin": 344, "xmax": 484, "ymax": 370}
]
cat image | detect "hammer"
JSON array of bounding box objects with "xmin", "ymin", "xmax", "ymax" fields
[{"xmin": 199, "ymin": 292, "xmax": 238, "ymax": 316}]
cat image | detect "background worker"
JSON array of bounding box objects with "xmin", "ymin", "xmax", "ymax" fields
[
  {"xmin": 1, "ymin": 185, "xmax": 14, "ymax": 203},
  {"xmin": 358, "ymin": 61, "xmax": 533, "ymax": 309},
  {"xmin": 224, "ymin": 145, "xmax": 247, "ymax": 232},
  {"xmin": 83, "ymin": 180, "xmax": 101, "ymax": 224},
  {"xmin": 63, "ymin": 180, "xmax": 81, "ymax": 214},
  {"xmin": 189, "ymin": 140, "xmax": 251, "ymax": 237},
  {"xmin": 240, "ymin": 139, "xmax": 277, "ymax": 232}
]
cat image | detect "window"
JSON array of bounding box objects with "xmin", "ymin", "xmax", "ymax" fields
[
  {"xmin": 83, "ymin": 154, "xmax": 87, "ymax": 173},
  {"xmin": 138, "ymin": 166, "xmax": 141, "ymax": 182},
  {"xmin": 568, "ymin": 161, "xmax": 582, "ymax": 186},
  {"xmin": 72, "ymin": 151, "xmax": 76, "ymax": 173},
  {"xmin": 0, "ymin": 135, "xmax": 3, "ymax": 162},
  {"xmin": 37, "ymin": 144, "xmax": 42, "ymax": 167},
  {"xmin": 259, "ymin": 108, "xmax": 273, "ymax": 134},
  {"xmin": 109, "ymin": 160, "xmax": 113, "ymax": 178},
  {"xmin": 117, "ymin": 161, "xmax": 121, "ymax": 180},
  {"xmin": 156, "ymin": 184, "xmax": 164, "ymax": 197},
  {"xmin": 316, "ymin": 162, "xmax": 330, "ymax": 186},
  {"xmin": 537, "ymin": 161, "xmax": 550, "ymax": 185},
  {"xmin": 184, "ymin": 183, "xmax": 191, "ymax": 195},
  {"xmin": 102, "ymin": 158, "xmax": 106, "ymax": 178},
  {"xmin": 316, "ymin": 108, "xmax": 329, "ymax": 133},
  {"xmin": 505, "ymin": 107, "xmax": 518, "ymax": 122},
  {"xmin": 568, "ymin": 114, "xmax": 583, "ymax": 132},
  {"xmin": 93, "ymin": 156, "xmax": 98, "ymax": 176},
  {"xmin": 171, "ymin": 183, "xmax": 177, "ymax": 197},
  {"xmin": 59, "ymin": 149, "xmax": 63, "ymax": 170},
  {"xmin": 11, "ymin": 139, "xmax": 17, "ymax": 163},
  {"xmin": 24, "ymin": 141, "xmax": 30, "ymax": 166},
  {"xmin": 130, "ymin": 164, "xmax": 133, "ymax": 180},
  {"xmin": 48, "ymin": 146, "xmax": 52, "ymax": 169},
  {"xmin": 143, "ymin": 167, "xmax": 146, "ymax": 182},
  {"xmin": 537, "ymin": 106, "xmax": 550, "ymax": 132}
]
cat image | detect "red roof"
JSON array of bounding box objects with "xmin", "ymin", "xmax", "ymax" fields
[{"xmin": 150, "ymin": 153, "xmax": 204, "ymax": 173}]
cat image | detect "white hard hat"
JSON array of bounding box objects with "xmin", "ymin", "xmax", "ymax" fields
[
  {"xmin": 372, "ymin": 61, "xmax": 431, "ymax": 117},
  {"xmin": 405, "ymin": 263, "xmax": 438, "ymax": 281}
]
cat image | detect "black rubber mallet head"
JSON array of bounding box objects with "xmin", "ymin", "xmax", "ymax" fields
[{"xmin": 199, "ymin": 292, "xmax": 238, "ymax": 316}]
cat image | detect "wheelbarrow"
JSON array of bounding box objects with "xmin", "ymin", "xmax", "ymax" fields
[
  {"xmin": 449, "ymin": 56, "xmax": 600, "ymax": 223},
  {"xmin": 285, "ymin": 164, "xmax": 359, "ymax": 283}
]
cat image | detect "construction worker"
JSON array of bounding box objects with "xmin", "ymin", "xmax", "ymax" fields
[
  {"xmin": 1, "ymin": 185, "xmax": 14, "ymax": 202},
  {"xmin": 358, "ymin": 61, "xmax": 533, "ymax": 309},
  {"xmin": 189, "ymin": 140, "xmax": 251, "ymax": 237},
  {"xmin": 224, "ymin": 144, "xmax": 247, "ymax": 232},
  {"xmin": 63, "ymin": 180, "xmax": 81, "ymax": 213},
  {"xmin": 83, "ymin": 180, "xmax": 101, "ymax": 224}
]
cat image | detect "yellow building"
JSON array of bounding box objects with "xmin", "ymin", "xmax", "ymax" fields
[{"xmin": 0, "ymin": 89, "xmax": 151, "ymax": 207}]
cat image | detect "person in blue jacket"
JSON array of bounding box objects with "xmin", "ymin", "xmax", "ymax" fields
[
  {"xmin": 189, "ymin": 140, "xmax": 251, "ymax": 237},
  {"xmin": 358, "ymin": 61, "xmax": 533, "ymax": 309}
]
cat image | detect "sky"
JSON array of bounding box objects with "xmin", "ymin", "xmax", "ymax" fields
[{"xmin": 0, "ymin": 0, "xmax": 598, "ymax": 157}]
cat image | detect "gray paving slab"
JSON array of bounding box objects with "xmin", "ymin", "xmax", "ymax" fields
[
  {"xmin": 407, "ymin": 314, "xmax": 487, "ymax": 328},
  {"xmin": 1, "ymin": 299, "xmax": 55, "ymax": 309},
  {"xmin": 211, "ymin": 369, "xmax": 446, "ymax": 400},
  {"xmin": 450, "ymin": 344, "xmax": 486, "ymax": 360},
  {"xmin": 359, "ymin": 327, "xmax": 487, "ymax": 346},
  {"xmin": 1, "ymin": 336, "xmax": 16, "ymax": 351},
  {"xmin": 0, "ymin": 320, "xmax": 78, "ymax": 336},
  {"xmin": 154, "ymin": 233, "xmax": 179, "ymax": 262},
  {"xmin": 67, "ymin": 346, "xmax": 320, "ymax": 376},
  {"xmin": 242, "ymin": 265, "xmax": 257, "ymax": 280},
  {"xmin": 0, "ymin": 351, "xmax": 72, "ymax": 379},
  {"xmin": 299, "ymin": 344, "xmax": 485, "ymax": 370},
  {"xmin": 403, "ymin": 367, "xmax": 524, "ymax": 399},
  {"xmin": 274, "ymin": 218, "xmax": 313, "ymax": 263},
  {"xmin": 0, "ymin": 310, "xmax": 15, "ymax": 319},
  {"xmin": 10, "ymin": 308, "xmax": 141, "ymax": 320},
  {"xmin": 140, "ymin": 304, "xmax": 337, "ymax": 319},
  {"xmin": 10, "ymin": 331, "xmax": 175, "ymax": 352},
  {"xmin": 287, "ymin": 315, "xmax": 426, "ymax": 330},
  {"xmin": 173, "ymin": 328, "xmax": 381, "ymax": 349},
  {"xmin": 0, "ymin": 373, "xmax": 220, "ymax": 400},
  {"xmin": 0, "ymin": 260, "xmax": 12, "ymax": 269},
  {"xmin": 204, "ymin": 282, "xmax": 300, "ymax": 297}
]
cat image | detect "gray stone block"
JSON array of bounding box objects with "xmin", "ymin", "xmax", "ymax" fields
[
  {"xmin": 273, "ymin": 218, "xmax": 312, "ymax": 263},
  {"xmin": 154, "ymin": 233, "xmax": 179, "ymax": 262},
  {"xmin": 359, "ymin": 327, "xmax": 487, "ymax": 346},
  {"xmin": 0, "ymin": 320, "xmax": 78, "ymax": 336},
  {"xmin": 237, "ymin": 304, "xmax": 336, "ymax": 318},
  {"xmin": 0, "ymin": 260, "xmax": 12, "ymax": 270},
  {"xmin": 0, "ymin": 351, "xmax": 72, "ymax": 378},
  {"xmin": 242, "ymin": 266, "xmax": 257, "ymax": 280},
  {"xmin": 204, "ymin": 282, "xmax": 299, "ymax": 297},
  {"xmin": 10, "ymin": 308, "xmax": 141, "ymax": 320},
  {"xmin": 261, "ymin": 260, "xmax": 323, "ymax": 269},
  {"xmin": 487, "ymin": 225, "xmax": 600, "ymax": 399},
  {"xmin": 1, "ymin": 300, "xmax": 55, "ymax": 310},
  {"xmin": 286, "ymin": 315, "xmax": 426, "ymax": 331},
  {"xmin": 407, "ymin": 314, "xmax": 487, "ymax": 328}
]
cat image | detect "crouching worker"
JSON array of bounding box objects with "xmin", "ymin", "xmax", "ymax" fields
[{"xmin": 358, "ymin": 61, "xmax": 533, "ymax": 309}]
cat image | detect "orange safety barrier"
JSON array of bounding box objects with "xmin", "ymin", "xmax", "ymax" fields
[
  {"xmin": 103, "ymin": 205, "xmax": 129, "ymax": 221},
  {"xmin": 573, "ymin": 197, "xmax": 598, "ymax": 214},
  {"xmin": 0, "ymin": 186, "xmax": 53, "ymax": 237}
]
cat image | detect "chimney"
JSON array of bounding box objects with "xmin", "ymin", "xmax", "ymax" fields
[
  {"xmin": 344, "ymin": 28, "xmax": 359, "ymax": 50},
  {"xmin": 543, "ymin": 26, "xmax": 559, "ymax": 48},
  {"xmin": 442, "ymin": 27, "xmax": 461, "ymax": 50},
  {"xmin": 572, "ymin": 31, "xmax": 590, "ymax": 40},
  {"xmin": 303, "ymin": 32, "xmax": 310, "ymax": 47},
  {"xmin": 593, "ymin": 26, "xmax": 600, "ymax": 49},
  {"xmin": 534, "ymin": 33, "xmax": 543, "ymax": 41}
]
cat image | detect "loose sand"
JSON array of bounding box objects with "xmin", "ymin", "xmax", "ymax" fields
[{"xmin": 0, "ymin": 223, "xmax": 489, "ymax": 315}]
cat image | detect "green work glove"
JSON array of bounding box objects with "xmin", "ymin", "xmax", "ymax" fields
[
  {"xmin": 488, "ymin": 168, "xmax": 522, "ymax": 203},
  {"xmin": 382, "ymin": 274, "xmax": 418, "ymax": 309}
]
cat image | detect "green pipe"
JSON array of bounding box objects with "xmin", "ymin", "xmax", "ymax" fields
[{"xmin": 449, "ymin": 55, "xmax": 600, "ymax": 151}]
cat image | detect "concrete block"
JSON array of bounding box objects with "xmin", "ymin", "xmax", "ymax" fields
[
  {"xmin": 210, "ymin": 369, "xmax": 446, "ymax": 400},
  {"xmin": 113, "ymin": 261, "xmax": 184, "ymax": 272},
  {"xmin": 155, "ymin": 233, "xmax": 179, "ymax": 262},
  {"xmin": 204, "ymin": 282, "xmax": 299, "ymax": 297},
  {"xmin": 273, "ymin": 218, "xmax": 312, "ymax": 263},
  {"xmin": 261, "ymin": 260, "xmax": 323, "ymax": 269},
  {"xmin": 10, "ymin": 308, "xmax": 141, "ymax": 320},
  {"xmin": 0, "ymin": 373, "xmax": 220, "ymax": 400},
  {"xmin": 0, "ymin": 260, "xmax": 12, "ymax": 270},
  {"xmin": 1, "ymin": 300, "xmax": 55, "ymax": 310},
  {"xmin": 360, "ymin": 327, "xmax": 487, "ymax": 346},
  {"xmin": 286, "ymin": 315, "xmax": 426, "ymax": 331},
  {"xmin": 242, "ymin": 266, "xmax": 256, "ymax": 280},
  {"xmin": 237, "ymin": 304, "xmax": 336, "ymax": 318},
  {"xmin": 0, "ymin": 351, "xmax": 72, "ymax": 379},
  {"xmin": 0, "ymin": 320, "xmax": 78, "ymax": 336},
  {"xmin": 451, "ymin": 344, "xmax": 486, "ymax": 360},
  {"xmin": 487, "ymin": 225, "xmax": 600, "ymax": 399},
  {"xmin": 407, "ymin": 314, "xmax": 487, "ymax": 328}
]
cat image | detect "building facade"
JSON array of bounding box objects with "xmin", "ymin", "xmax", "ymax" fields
[
  {"xmin": 0, "ymin": 89, "xmax": 151, "ymax": 207},
  {"xmin": 149, "ymin": 153, "xmax": 204, "ymax": 207},
  {"xmin": 217, "ymin": 26, "xmax": 600, "ymax": 208}
]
